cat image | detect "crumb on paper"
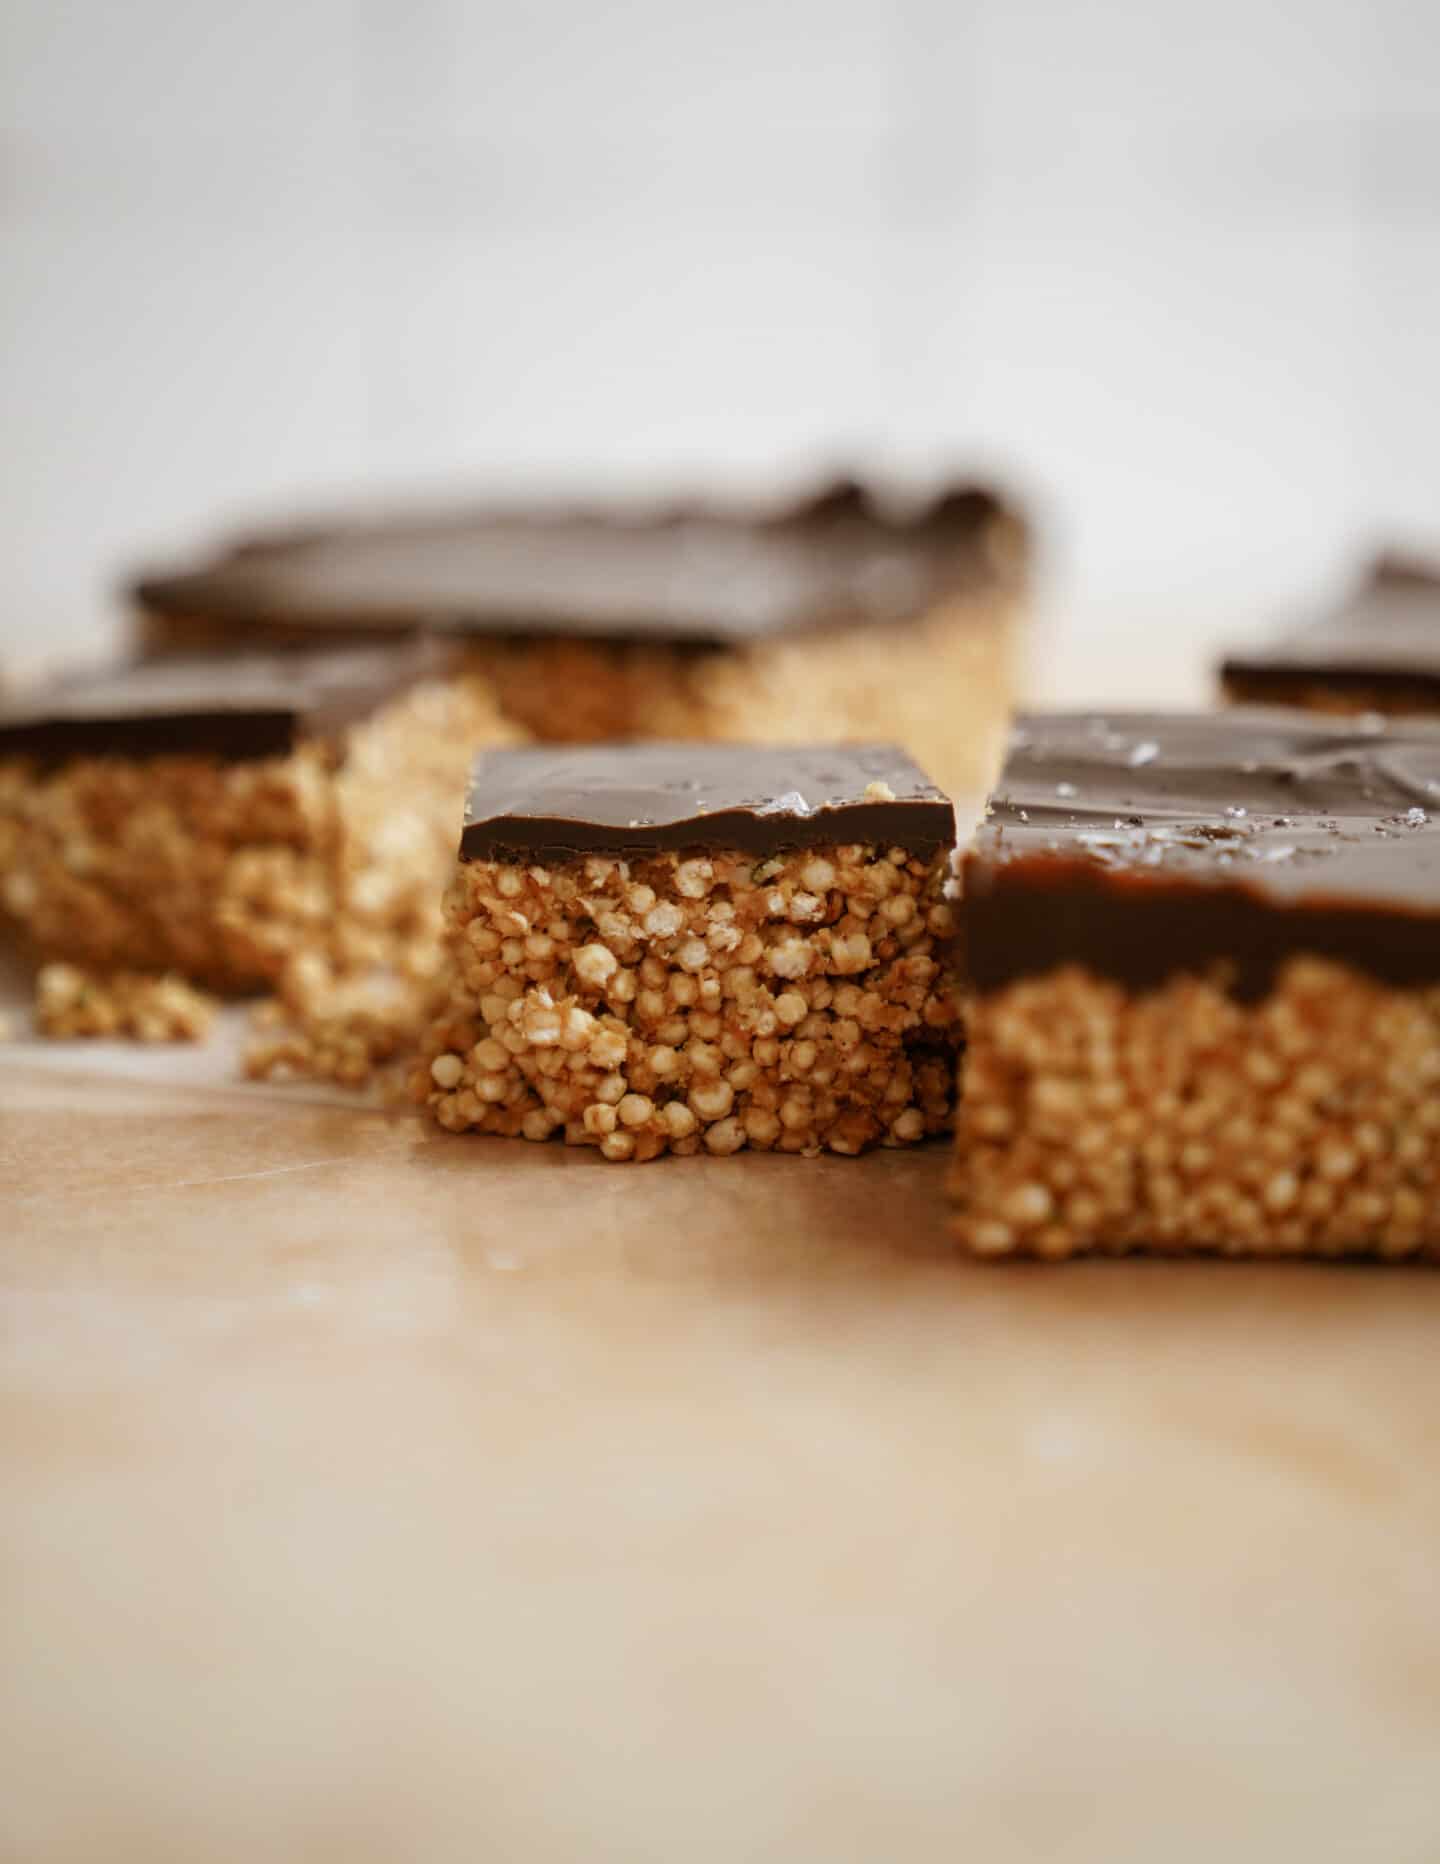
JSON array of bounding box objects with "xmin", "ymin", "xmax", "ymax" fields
[{"xmin": 34, "ymin": 963, "xmax": 219, "ymax": 1042}]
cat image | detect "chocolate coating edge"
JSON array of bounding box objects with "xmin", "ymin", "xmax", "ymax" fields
[
  {"xmin": 0, "ymin": 638, "xmax": 455, "ymax": 768},
  {"xmin": 966, "ymin": 708, "xmax": 1440, "ymax": 995},
  {"xmin": 460, "ymin": 795, "xmax": 956, "ymax": 866},
  {"xmin": 0, "ymin": 709, "xmax": 301, "ymax": 765},
  {"xmin": 1220, "ymin": 664, "xmax": 1440, "ymax": 713},
  {"xmin": 126, "ymin": 475, "xmax": 1019, "ymax": 652},
  {"xmin": 965, "ymin": 852, "xmax": 1440, "ymax": 995}
]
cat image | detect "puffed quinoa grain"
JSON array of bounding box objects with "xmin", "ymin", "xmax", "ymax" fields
[
  {"xmin": 704, "ymin": 1117, "xmax": 748, "ymax": 1156},
  {"xmin": 618, "ymin": 1093, "xmax": 655, "ymax": 1128},
  {"xmin": 662, "ymin": 1101, "xmax": 698, "ymax": 1139},
  {"xmin": 574, "ymin": 943, "xmax": 618, "ymax": 987}
]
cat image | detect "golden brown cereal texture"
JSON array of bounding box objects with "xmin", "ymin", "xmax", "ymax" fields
[
  {"xmin": 34, "ymin": 963, "xmax": 218, "ymax": 1042},
  {"xmin": 1, "ymin": 675, "xmax": 520, "ymax": 1079},
  {"xmin": 414, "ymin": 842, "xmax": 961, "ymax": 1160},
  {"xmin": 0, "ymin": 745, "xmax": 336, "ymax": 988},
  {"xmin": 236, "ymin": 675, "xmax": 523, "ymax": 1083},
  {"xmin": 949, "ymin": 960, "xmax": 1440, "ymax": 1259},
  {"xmin": 464, "ymin": 591, "xmax": 1015, "ymax": 803}
]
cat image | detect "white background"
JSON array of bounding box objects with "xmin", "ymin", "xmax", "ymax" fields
[{"xmin": 3, "ymin": 0, "xmax": 1439, "ymax": 696}]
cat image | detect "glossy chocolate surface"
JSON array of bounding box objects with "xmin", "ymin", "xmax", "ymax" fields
[
  {"xmin": 460, "ymin": 742, "xmax": 954, "ymax": 864},
  {"xmin": 130, "ymin": 479, "xmax": 1014, "ymax": 648},
  {"xmin": 1222, "ymin": 557, "xmax": 1440, "ymax": 707},
  {"xmin": 0, "ymin": 640, "xmax": 449, "ymax": 764},
  {"xmin": 967, "ymin": 711, "xmax": 1440, "ymax": 992}
]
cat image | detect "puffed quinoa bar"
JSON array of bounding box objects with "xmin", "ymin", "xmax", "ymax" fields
[
  {"xmin": 951, "ymin": 711, "xmax": 1440, "ymax": 1259},
  {"xmin": 130, "ymin": 479, "xmax": 1027, "ymax": 801},
  {"xmin": 1222, "ymin": 553, "xmax": 1440, "ymax": 718},
  {"xmin": 414, "ymin": 744, "xmax": 961, "ymax": 1160},
  {"xmin": 0, "ymin": 646, "xmax": 519, "ymax": 1019}
]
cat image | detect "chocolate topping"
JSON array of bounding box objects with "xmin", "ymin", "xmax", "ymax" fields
[
  {"xmin": 1222, "ymin": 558, "xmax": 1440, "ymax": 707},
  {"xmin": 460, "ymin": 743, "xmax": 954, "ymax": 864},
  {"xmin": 129, "ymin": 479, "xmax": 1014, "ymax": 649},
  {"xmin": 967, "ymin": 711, "xmax": 1440, "ymax": 993},
  {"xmin": 0, "ymin": 639, "xmax": 450, "ymax": 764}
]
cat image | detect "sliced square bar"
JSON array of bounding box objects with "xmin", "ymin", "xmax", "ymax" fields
[
  {"xmin": 951, "ymin": 712, "xmax": 1440, "ymax": 1259},
  {"xmin": 1221, "ymin": 553, "xmax": 1440, "ymax": 716},
  {"xmin": 0, "ymin": 641, "xmax": 513, "ymax": 994},
  {"xmin": 128, "ymin": 479, "xmax": 1027, "ymax": 800},
  {"xmin": 416, "ymin": 743, "xmax": 961, "ymax": 1160}
]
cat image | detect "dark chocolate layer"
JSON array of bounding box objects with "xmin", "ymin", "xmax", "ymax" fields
[
  {"xmin": 0, "ymin": 639, "xmax": 450, "ymax": 765},
  {"xmin": 967, "ymin": 711, "xmax": 1440, "ymax": 993},
  {"xmin": 461, "ymin": 743, "xmax": 955, "ymax": 864},
  {"xmin": 1222, "ymin": 557, "xmax": 1440, "ymax": 708},
  {"xmin": 130, "ymin": 478, "xmax": 1017, "ymax": 649}
]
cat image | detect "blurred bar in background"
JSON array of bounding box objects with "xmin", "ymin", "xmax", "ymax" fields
[{"xmin": 126, "ymin": 475, "xmax": 1029, "ymax": 798}]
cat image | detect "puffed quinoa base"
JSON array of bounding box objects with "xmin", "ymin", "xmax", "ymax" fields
[
  {"xmin": 950, "ymin": 959, "xmax": 1440, "ymax": 1259},
  {"xmin": 0, "ymin": 743, "xmax": 340, "ymax": 989},
  {"xmin": 413, "ymin": 842, "xmax": 961, "ymax": 1161}
]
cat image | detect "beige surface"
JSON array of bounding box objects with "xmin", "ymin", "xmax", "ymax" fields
[{"xmin": 4, "ymin": 1047, "xmax": 1440, "ymax": 1864}]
